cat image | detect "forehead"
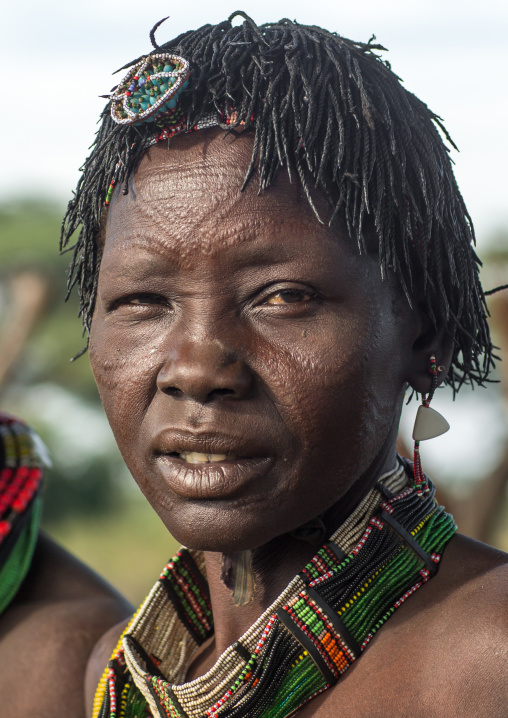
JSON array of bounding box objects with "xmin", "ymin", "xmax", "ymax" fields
[{"xmin": 104, "ymin": 128, "xmax": 340, "ymax": 263}]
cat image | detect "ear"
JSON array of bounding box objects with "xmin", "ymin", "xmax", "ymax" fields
[{"xmin": 405, "ymin": 317, "xmax": 455, "ymax": 395}]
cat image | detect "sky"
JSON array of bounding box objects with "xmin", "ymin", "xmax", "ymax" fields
[{"xmin": 1, "ymin": 1, "xmax": 507, "ymax": 246}]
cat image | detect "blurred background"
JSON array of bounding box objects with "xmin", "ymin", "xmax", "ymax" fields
[{"xmin": 0, "ymin": 1, "xmax": 507, "ymax": 605}]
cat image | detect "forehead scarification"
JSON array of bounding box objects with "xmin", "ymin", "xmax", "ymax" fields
[{"xmin": 104, "ymin": 130, "xmax": 332, "ymax": 264}]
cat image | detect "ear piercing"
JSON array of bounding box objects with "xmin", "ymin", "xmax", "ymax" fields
[{"xmin": 412, "ymin": 355, "xmax": 449, "ymax": 495}]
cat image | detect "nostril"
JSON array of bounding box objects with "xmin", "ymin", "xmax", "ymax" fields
[
  {"xmin": 209, "ymin": 388, "xmax": 235, "ymax": 398},
  {"xmin": 165, "ymin": 387, "xmax": 184, "ymax": 398}
]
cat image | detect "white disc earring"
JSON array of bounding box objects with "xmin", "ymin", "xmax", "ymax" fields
[
  {"xmin": 412, "ymin": 356, "xmax": 449, "ymax": 495},
  {"xmin": 412, "ymin": 404, "xmax": 450, "ymax": 441}
]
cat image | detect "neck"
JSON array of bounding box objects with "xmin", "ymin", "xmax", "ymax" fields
[{"xmin": 193, "ymin": 440, "xmax": 399, "ymax": 672}]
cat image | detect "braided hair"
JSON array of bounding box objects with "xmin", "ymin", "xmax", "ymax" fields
[{"xmin": 61, "ymin": 12, "xmax": 495, "ymax": 391}]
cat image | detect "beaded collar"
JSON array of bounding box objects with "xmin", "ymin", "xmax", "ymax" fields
[
  {"xmin": 93, "ymin": 461, "xmax": 456, "ymax": 718},
  {"xmin": 0, "ymin": 413, "xmax": 47, "ymax": 614}
]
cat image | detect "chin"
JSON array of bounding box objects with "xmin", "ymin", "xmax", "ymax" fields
[{"xmin": 156, "ymin": 502, "xmax": 288, "ymax": 554}]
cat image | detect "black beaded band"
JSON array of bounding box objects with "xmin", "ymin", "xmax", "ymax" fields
[
  {"xmin": 276, "ymin": 609, "xmax": 337, "ymax": 685},
  {"xmin": 232, "ymin": 640, "xmax": 252, "ymax": 663},
  {"xmin": 305, "ymin": 585, "xmax": 360, "ymax": 659},
  {"xmin": 380, "ymin": 509, "xmax": 438, "ymax": 575}
]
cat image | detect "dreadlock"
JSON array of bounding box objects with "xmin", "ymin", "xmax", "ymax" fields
[{"xmin": 61, "ymin": 11, "xmax": 495, "ymax": 391}]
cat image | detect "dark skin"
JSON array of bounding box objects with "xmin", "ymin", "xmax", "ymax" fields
[
  {"xmin": 0, "ymin": 532, "xmax": 132, "ymax": 717},
  {"xmin": 87, "ymin": 129, "xmax": 508, "ymax": 716}
]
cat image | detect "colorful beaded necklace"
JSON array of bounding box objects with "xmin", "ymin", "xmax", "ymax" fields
[
  {"xmin": 0, "ymin": 413, "xmax": 46, "ymax": 614},
  {"xmin": 93, "ymin": 461, "xmax": 456, "ymax": 718}
]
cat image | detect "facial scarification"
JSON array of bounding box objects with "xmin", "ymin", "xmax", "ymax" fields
[{"xmin": 90, "ymin": 129, "xmax": 419, "ymax": 553}]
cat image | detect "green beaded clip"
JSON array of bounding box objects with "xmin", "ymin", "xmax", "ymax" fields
[{"xmin": 110, "ymin": 53, "xmax": 190, "ymax": 125}]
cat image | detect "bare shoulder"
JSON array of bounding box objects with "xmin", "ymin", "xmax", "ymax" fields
[
  {"xmin": 434, "ymin": 533, "xmax": 508, "ymax": 624},
  {"xmin": 0, "ymin": 532, "xmax": 132, "ymax": 718},
  {"xmin": 427, "ymin": 534, "xmax": 508, "ymax": 709}
]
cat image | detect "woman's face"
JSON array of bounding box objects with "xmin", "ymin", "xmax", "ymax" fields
[{"xmin": 90, "ymin": 129, "xmax": 418, "ymax": 552}]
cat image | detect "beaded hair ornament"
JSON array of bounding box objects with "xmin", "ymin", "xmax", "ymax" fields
[
  {"xmin": 103, "ymin": 45, "xmax": 219, "ymax": 207},
  {"xmin": 109, "ymin": 54, "xmax": 190, "ymax": 126},
  {"xmin": 108, "ymin": 55, "xmax": 219, "ymax": 141}
]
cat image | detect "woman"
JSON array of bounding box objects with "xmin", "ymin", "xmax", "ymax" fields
[
  {"xmin": 62, "ymin": 14, "xmax": 507, "ymax": 717},
  {"xmin": 0, "ymin": 412, "xmax": 132, "ymax": 716}
]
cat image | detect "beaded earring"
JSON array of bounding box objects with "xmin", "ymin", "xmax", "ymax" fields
[{"xmin": 412, "ymin": 355, "xmax": 450, "ymax": 495}]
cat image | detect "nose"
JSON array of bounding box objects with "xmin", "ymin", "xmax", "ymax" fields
[{"xmin": 156, "ymin": 337, "xmax": 254, "ymax": 403}]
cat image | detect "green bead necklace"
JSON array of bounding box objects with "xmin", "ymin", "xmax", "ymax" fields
[{"xmin": 93, "ymin": 461, "xmax": 456, "ymax": 718}]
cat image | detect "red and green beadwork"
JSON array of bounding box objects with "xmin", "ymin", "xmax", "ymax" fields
[{"xmin": 0, "ymin": 413, "xmax": 46, "ymax": 615}]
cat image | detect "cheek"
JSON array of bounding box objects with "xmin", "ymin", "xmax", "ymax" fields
[
  {"xmin": 261, "ymin": 302, "xmax": 404, "ymax": 488},
  {"xmin": 255, "ymin": 311, "xmax": 379, "ymax": 448},
  {"xmin": 89, "ymin": 318, "xmax": 163, "ymax": 450}
]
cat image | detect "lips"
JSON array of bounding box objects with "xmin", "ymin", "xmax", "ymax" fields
[
  {"xmin": 171, "ymin": 451, "xmax": 236, "ymax": 463},
  {"xmin": 152, "ymin": 431, "xmax": 274, "ymax": 500}
]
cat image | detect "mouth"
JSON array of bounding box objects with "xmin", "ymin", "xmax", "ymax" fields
[
  {"xmin": 166, "ymin": 451, "xmax": 243, "ymax": 464},
  {"xmin": 153, "ymin": 438, "xmax": 273, "ymax": 500}
]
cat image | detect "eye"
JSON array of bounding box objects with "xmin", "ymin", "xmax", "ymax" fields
[
  {"xmin": 107, "ymin": 292, "xmax": 172, "ymax": 315},
  {"xmin": 263, "ymin": 288, "xmax": 317, "ymax": 305},
  {"xmin": 126, "ymin": 294, "xmax": 166, "ymax": 306}
]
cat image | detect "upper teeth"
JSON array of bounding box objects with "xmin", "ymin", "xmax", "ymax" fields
[{"xmin": 179, "ymin": 452, "xmax": 232, "ymax": 463}]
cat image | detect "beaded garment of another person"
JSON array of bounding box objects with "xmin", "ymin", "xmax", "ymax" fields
[
  {"xmin": 93, "ymin": 461, "xmax": 456, "ymax": 718},
  {"xmin": 0, "ymin": 412, "xmax": 47, "ymax": 615}
]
